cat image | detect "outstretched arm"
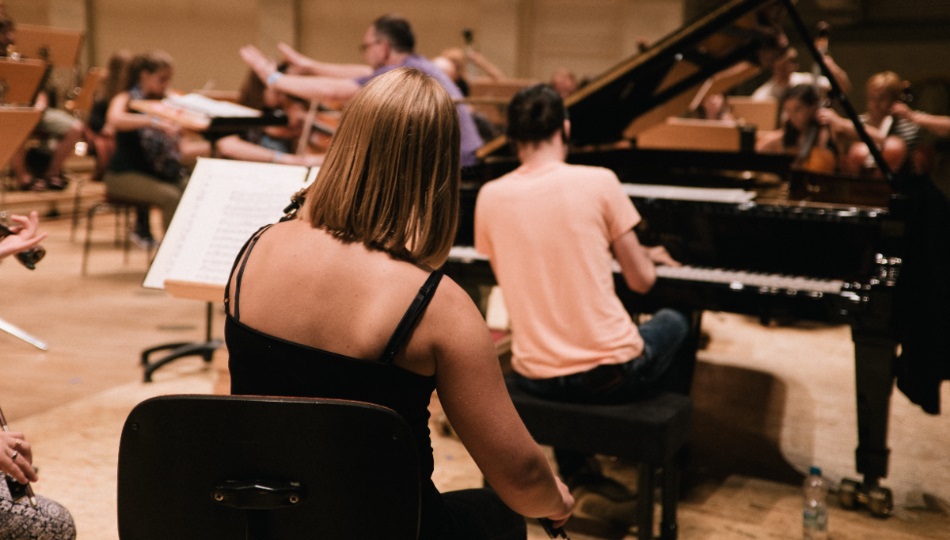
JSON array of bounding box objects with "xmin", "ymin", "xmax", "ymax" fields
[
  {"xmin": 240, "ymin": 45, "xmax": 363, "ymax": 103},
  {"xmin": 892, "ymin": 102, "xmax": 950, "ymax": 137}
]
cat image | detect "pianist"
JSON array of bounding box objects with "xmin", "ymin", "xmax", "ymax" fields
[{"xmin": 474, "ymin": 84, "xmax": 690, "ymax": 524}]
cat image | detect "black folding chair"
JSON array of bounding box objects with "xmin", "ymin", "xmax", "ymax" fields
[{"xmin": 117, "ymin": 394, "xmax": 421, "ymax": 539}]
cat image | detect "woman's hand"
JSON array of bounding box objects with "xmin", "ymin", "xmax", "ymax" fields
[
  {"xmin": 240, "ymin": 45, "xmax": 277, "ymax": 83},
  {"xmin": 0, "ymin": 432, "xmax": 38, "ymax": 485},
  {"xmin": 0, "ymin": 212, "xmax": 47, "ymax": 260},
  {"xmin": 546, "ymin": 476, "xmax": 575, "ymax": 528}
]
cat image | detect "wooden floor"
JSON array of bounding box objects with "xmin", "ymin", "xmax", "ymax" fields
[{"xmin": 0, "ymin": 210, "xmax": 948, "ymax": 539}]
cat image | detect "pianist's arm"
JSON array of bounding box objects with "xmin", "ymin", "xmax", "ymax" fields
[{"xmin": 611, "ymin": 230, "xmax": 658, "ymax": 294}]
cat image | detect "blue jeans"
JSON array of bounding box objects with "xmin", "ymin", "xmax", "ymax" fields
[{"xmin": 512, "ymin": 308, "xmax": 691, "ymax": 480}]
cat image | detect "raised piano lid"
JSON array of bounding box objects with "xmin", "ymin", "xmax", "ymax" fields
[{"xmin": 477, "ymin": 0, "xmax": 789, "ymax": 158}]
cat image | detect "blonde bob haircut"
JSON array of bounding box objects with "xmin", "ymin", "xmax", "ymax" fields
[
  {"xmin": 867, "ymin": 71, "xmax": 906, "ymax": 102},
  {"xmin": 304, "ymin": 67, "xmax": 460, "ymax": 268}
]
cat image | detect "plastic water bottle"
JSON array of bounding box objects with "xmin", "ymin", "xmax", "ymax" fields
[{"xmin": 803, "ymin": 466, "xmax": 829, "ymax": 540}]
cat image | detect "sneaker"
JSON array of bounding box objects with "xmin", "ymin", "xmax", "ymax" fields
[
  {"xmin": 130, "ymin": 231, "xmax": 157, "ymax": 250},
  {"xmin": 571, "ymin": 475, "xmax": 638, "ymax": 527}
]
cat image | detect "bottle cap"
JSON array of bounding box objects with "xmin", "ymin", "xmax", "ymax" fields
[{"xmin": 809, "ymin": 466, "xmax": 822, "ymax": 475}]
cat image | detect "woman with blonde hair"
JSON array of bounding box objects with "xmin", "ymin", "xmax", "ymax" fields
[
  {"xmin": 820, "ymin": 70, "xmax": 919, "ymax": 176},
  {"xmin": 224, "ymin": 67, "xmax": 573, "ymax": 540}
]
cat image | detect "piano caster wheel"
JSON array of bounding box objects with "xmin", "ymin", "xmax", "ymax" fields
[
  {"xmin": 868, "ymin": 486, "xmax": 893, "ymax": 518},
  {"xmin": 838, "ymin": 478, "xmax": 860, "ymax": 510},
  {"xmin": 837, "ymin": 478, "xmax": 893, "ymax": 518}
]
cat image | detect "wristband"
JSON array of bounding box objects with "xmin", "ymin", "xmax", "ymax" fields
[{"xmin": 266, "ymin": 71, "xmax": 284, "ymax": 87}]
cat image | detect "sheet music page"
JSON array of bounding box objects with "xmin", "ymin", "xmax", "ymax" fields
[{"xmin": 143, "ymin": 158, "xmax": 313, "ymax": 290}]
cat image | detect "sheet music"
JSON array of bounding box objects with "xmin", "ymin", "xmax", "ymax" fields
[
  {"xmin": 622, "ymin": 183, "xmax": 755, "ymax": 203},
  {"xmin": 164, "ymin": 93, "xmax": 261, "ymax": 118},
  {"xmin": 143, "ymin": 158, "xmax": 313, "ymax": 290}
]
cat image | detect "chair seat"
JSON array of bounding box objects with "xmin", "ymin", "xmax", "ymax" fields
[{"xmin": 505, "ymin": 378, "xmax": 691, "ymax": 464}]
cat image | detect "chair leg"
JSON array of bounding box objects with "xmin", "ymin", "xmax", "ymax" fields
[
  {"xmin": 660, "ymin": 460, "xmax": 679, "ymax": 540},
  {"xmin": 69, "ymin": 175, "xmax": 84, "ymax": 243},
  {"xmin": 637, "ymin": 463, "xmax": 655, "ymax": 540},
  {"xmin": 82, "ymin": 203, "xmax": 99, "ymax": 276}
]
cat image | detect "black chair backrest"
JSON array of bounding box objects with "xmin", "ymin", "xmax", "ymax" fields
[{"xmin": 117, "ymin": 394, "xmax": 421, "ymax": 540}]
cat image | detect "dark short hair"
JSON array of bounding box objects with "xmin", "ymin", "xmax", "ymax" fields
[
  {"xmin": 373, "ymin": 14, "xmax": 414, "ymax": 53},
  {"xmin": 783, "ymin": 83, "xmax": 819, "ymax": 108},
  {"xmin": 506, "ymin": 84, "xmax": 567, "ymax": 143}
]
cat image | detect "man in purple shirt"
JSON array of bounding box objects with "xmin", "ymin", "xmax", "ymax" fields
[{"xmin": 241, "ymin": 14, "xmax": 483, "ymax": 166}]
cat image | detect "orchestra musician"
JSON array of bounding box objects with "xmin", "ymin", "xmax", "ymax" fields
[
  {"xmin": 757, "ymin": 84, "xmax": 838, "ymax": 173},
  {"xmin": 819, "ymin": 71, "xmax": 920, "ymax": 177},
  {"xmin": 213, "ymin": 67, "xmax": 323, "ymax": 167},
  {"xmin": 474, "ymin": 84, "xmax": 690, "ymax": 526},
  {"xmin": 238, "ymin": 14, "xmax": 483, "ymax": 166},
  {"xmin": 102, "ymin": 50, "xmax": 210, "ymax": 245},
  {"xmin": 224, "ymin": 68, "xmax": 573, "ymax": 540}
]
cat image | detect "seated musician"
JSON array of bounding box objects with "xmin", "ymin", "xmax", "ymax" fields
[
  {"xmin": 819, "ymin": 71, "xmax": 920, "ymax": 177},
  {"xmin": 0, "ymin": 14, "xmax": 83, "ymax": 192},
  {"xmin": 213, "ymin": 67, "xmax": 323, "ymax": 167},
  {"xmin": 757, "ymin": 84, "xmax": 838, "ymax": 173},
  {"xmin": 225, "ymin": 68, "xmax": 573, "ymax": 540},
  {"xmin": 102, "ymin": 50, "xmax": 210, "ymax": 245},
  {"xmin": 474, "ymin": 84, "xmax": 690, "ymax": 525},
  {"xmin": 238, "ymin": 14, "xmax": 483, "ymax": 166},
  {"xmin": 751, "ymin": 46, "xmax": 851, "ymax": 106}
]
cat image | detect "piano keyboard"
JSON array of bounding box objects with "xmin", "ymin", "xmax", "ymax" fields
[
  {"xmin": 447, "ymin": 246, "xmax": 846, "ymax": 296},
  {"xmin": 622, "ymin": 183, "xmax": 756, "ymax": 204}
]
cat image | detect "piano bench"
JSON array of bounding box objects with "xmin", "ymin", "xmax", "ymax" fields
[{"xmin": 505, "ymin": 376, "xmax": 691, "ymax": 540}]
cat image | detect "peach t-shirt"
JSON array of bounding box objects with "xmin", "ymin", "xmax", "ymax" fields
[{"xmin": 474, "ymin": 161, "xmax": 643, "ymax": 379}]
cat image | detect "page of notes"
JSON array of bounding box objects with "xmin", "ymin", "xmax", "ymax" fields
[{"xmin": 143, "ymin": 158, "xmax": 314, "ymax": 290}]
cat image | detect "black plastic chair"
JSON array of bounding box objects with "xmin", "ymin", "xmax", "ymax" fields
[{"xmin": 117, "ymin": 394, "xmax": 421, "ymax": 540}]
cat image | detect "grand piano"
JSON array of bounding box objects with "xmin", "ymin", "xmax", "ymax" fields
[{"xmin": 446, "ymin": 0, "xmax": 945, "ymax": 516}]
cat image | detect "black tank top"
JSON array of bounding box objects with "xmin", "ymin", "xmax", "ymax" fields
[{"xmin": 224, "ymin": 224, "xmax": 446, "ymax": 539}]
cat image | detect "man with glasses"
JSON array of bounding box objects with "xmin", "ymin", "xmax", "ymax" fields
[{"xmin": 240, "ymin": 14, "xmax": 483, "ymax": 166}]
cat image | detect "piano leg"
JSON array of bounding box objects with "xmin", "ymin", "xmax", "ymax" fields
[{"xmin": 849, "ymin": 328, "xmax": 898, "ymax": 516}]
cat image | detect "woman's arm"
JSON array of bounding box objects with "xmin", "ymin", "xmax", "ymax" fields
[
  {"xmin": 105, "ymin": 91, "xmax": 179, "ymax": 136},
  {"xmin": 215, "ymin": 135, "xmax": 323, "ymax": 166},
  {"xmin": 892, "ymin": 102, "xmax": 950, "ymax": 137},
  {"xmin": 427, "ymin": 280, "xmax": 573, "ymax": 524}
]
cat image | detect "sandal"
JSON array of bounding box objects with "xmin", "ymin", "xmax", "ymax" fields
[{"xmin": 45, "ymin": 175, "xmax": 68, "ymax": 191}]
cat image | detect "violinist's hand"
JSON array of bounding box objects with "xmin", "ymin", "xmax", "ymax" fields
[
  {"xmin": 890, "ymin": 101, "xmax": 912, "ymax": 120},
  {"xmin": 0, "ymin": 432, "xmax": 38, "ymax": 485},
  {"xmin": 0, "ymin": 212, "xmax": 47, "ymax": 260},
  {"xmin": 277, "ymin": 43, "xmax": 317, "ymax": 74},
  {"xmin": 648, "ymin": 245, "xmax": 681, "ymax": 267},
  {"xmin": 546, "ymin": 476, "xmax": 574, "ymax": 529},
  {"xmin": 240, "ymin": 45, "xmax": 277, "ymax": 84}
]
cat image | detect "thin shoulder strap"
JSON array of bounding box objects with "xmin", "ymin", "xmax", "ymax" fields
[
  {"xmin": 381, "ymin": 271, "xmax": 444, "ymax": 365},
  {"xmin": 224, "ymin": 224, "xmax": 275, "ymax": 321}
]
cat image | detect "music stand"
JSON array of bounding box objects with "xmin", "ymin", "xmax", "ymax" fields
[
  {"xmin": 10, "ymin": 24, "xmax": 83, "ymax": 68},
  {"xmin": 0, "ymin": 58, "xmax": 46, "ymax": 105},
  {"xmin": 0, "ymin": 107, "xmax": 48, "ymax": 350}
]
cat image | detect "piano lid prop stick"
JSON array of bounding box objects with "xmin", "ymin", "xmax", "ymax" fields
[{"xmin": 0, "ymin": 405, "xmax": 38, "ymax": 507}]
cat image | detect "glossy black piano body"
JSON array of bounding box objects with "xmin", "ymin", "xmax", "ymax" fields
[{"xmin": 449, "ymin": 0, "xmax": 930, "ymax": 503}]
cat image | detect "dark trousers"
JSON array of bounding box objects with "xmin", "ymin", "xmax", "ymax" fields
[{"xmin": 513, "ymin": 308, "xmax": 691, "ymax": 481}]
